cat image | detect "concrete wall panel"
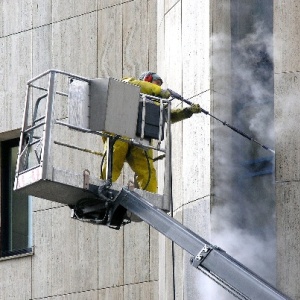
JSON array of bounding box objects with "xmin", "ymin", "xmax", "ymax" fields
[
  {"xmin": 276, "ymin": 182, "xmax": 300, "ymax": 299},
  {"xmin": 51, "ymin": 209, "xmax": 98, "ymax": 295},
  {"xmin": 181, "ymin": 1, "xmax": 211, "ymax": 204},
  {"xmin": 98, "ymin": 5, "xmax": 123, "ymax": 78},
  {"xmin": 32, "ymin": 0, "xmax": 52, "ymax": 27},
  {"xmin": 32, "ymin": 208, "xmax": 53, "ymax": 297},
  {"xmin": 274, "ymin": 0, "xmax": 300, "ymax": 73},
  {"xmin": 99, "ymin": 0, "xmax": 122, "ymax": 10},
  {"xmin": 32, "ymin": 26, "xmax": 52, "ymax": 76},
  {"xmin": 122, "ymin": 0, "xmax": 150, "ymax": 76},
  {"xmin": 98, "ymin": 285, "xmax": 124, "ymax": 300},
  {"xmin": 183, "ymin": 254, "xmax": 203, "ymax": 299},
  {"xmin": 32, "ymin": 197, "xmax": 64, "ymax": 214},
  {"xmin": 182, "ymin": 199, "xmax": 211, "ymax": 298},
  {"xmin": 150, "ymin": 226, "xmax": 159, "ymax": 281},
  {"xmin": 158, "ymin": 233, "xmax": 167, "ymax": 300},
  {"xmin": 124, "ymin": 281, "xmax": 158, "ymax": 300},
  {"xmin": 0, "ymin": 1, "xmax": 2, "ymax": 37},
  {"xmin": 275, "ymin": 0, "xmax": 300, "ymax": 295},
  {"xmin": 32, "ymin": 207, "xmax": 99, "ymax": 298},
  {"xmin": 170, "ymin": 121, "xmax": 184, "ymax": 211},
  {"xmin": 1, "ymin": 0, "xmax": 32, "ymax": 36},
  {"xmin": 0, "ymin": 32, "xmax": 32, "ymax": 133},
  {"xmin": 124, "ymin": 222, "xmax": 151, "ymax": 284},
  {"xmin": 159, "ymin": 238, "xmax": 177, "ymax": 300},
  {"xmin": 0, "ymin": 38, "xmax": 6, "ymax": 112},
  {"xmin": 52, "ymin": 0, "xmax": 97, "ymax": 23},
  {"xmin": 158, "ymin": 209, "xmax": 184, "ymax": 300},
  {"xmin": 183, "ymin": 199, "xmax": 211, "ymax": 240},
  {"xmin": 98, "ymin": 0, "xmax": 157, "ymax": 80},
  {"xmin": 0, "ymin": 256, "xmax": 32, "ymax": 300},
  {"xmin": 52, "ymin": 290, "xmax": 98, "ymax": 300},
  {"xmin": 98, "ymin": 226, "xmax": 124, "ymax": 289},
  {"xmin": 173, "ymin": 247, "xmax": 184, "ymax": 300},
  {"xmin": 157, "ymin": 0, "xmax": 234, "ymax": 298},
  {"xmin": 275, "ymin": 72, "xmax": 300, "ymax": 182},
  {"xmin": 157, "ymin": 0, "xmax": 166, "ymax": 197},
  {"xmin": 163, "ymin": 2, "xmax": 181, "ymax": 90},
  {"xmin": 182, "ymin": 113, "xmax": 211, "ymax": 202},
  {"xmin": 157, "ymin": 0, "xmax": 165, "ymax": 74},
  {"xmin": 147, "ymin": 0, "xmax": 158, "ymax": 71},
  {"xmin": 52, "ymin": 13, "xmax": 97, "ymax": 78},
  {"xmin": 164, "ymin": 3, "xmax": 184, "ymax": 211},
  {"xmin": 182, "ymin": 0, "xmax": 210, "ymax": 98},
  {"xmin": 164, "ymin": 0, "xmax": 179, "ymax": 13}
]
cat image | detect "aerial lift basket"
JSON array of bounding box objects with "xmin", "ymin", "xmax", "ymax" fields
[{"xmin": 13, "ymin": 70, "xmax": 171, "ymax": 210}]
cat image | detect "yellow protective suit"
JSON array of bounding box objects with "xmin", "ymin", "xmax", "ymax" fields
[
  {"xmin": 101, "ymin": 77, "xmax": 200, "ymax": 193},
  {"xmin": 101, "ymin": 139, "xmax": 157, "ymax": 192}
]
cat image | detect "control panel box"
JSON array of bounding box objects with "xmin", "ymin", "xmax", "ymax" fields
[{"xmin": 90, "ymin": 78, "xmax": 140, "ymax": 138}]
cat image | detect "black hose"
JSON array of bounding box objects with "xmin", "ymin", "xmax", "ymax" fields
[
  {"xmin": 142, "ymin": 150, "xmax": 151, "ymax": 191},
  {"xmin": 100, "ymin": 150, "xmax": 107, "ymax": 179},
  {"xmin": 177, "ymin": 94, "xmax": 275, "ymax": 154}
]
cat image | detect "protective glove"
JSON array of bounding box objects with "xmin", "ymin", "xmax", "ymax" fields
[
  {"xmin": 160, "ymin": 89, "xmax": 171, "ymax": 99},
  {"xmin": 190, "ymin": 103, "xmax": 202, "ymax": 114}
]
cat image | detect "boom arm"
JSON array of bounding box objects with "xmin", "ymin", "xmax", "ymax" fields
[{"xmin": 111, "ymin": 188, "xmax": 290, "ymax": 300}]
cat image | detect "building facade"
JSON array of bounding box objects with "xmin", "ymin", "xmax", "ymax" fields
[{"xmin": 0, "ymin": 1, "xmax": 298, "ymax": 299}]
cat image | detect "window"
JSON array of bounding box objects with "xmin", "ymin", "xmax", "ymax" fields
[{"xmin": 1, "ymin": 138, "xmax": 32, "ymax": 257}]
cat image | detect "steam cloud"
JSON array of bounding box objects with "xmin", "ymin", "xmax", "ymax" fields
[{"xmin": 196, "ymin": 14, "xmax": 275, "ymax": 300}]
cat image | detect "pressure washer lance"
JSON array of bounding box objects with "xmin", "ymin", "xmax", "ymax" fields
[{"xmin": 168, "ymin": 89, "xmax": 275, "ymax": 154}]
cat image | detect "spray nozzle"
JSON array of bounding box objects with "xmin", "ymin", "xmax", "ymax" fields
[{"xmin": 167, "ymin": 89, "xmax": 183, "ymax": 100}]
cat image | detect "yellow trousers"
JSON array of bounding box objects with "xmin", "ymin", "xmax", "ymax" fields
[{"xmin": 101, "ymin": 139, "xmax": 158, "ymax": 193}]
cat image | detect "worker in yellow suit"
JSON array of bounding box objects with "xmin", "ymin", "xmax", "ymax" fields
[{"xmin": 101, "ymin": 71, "xmax": 201, "ymax": 193}]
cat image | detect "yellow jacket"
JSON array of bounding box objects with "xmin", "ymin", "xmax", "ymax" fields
[
  {"xmin": 122, "ymin": 77, "xmax": 195, "ymax": 123},
  {"xmin": 122, "ymin": 77, "xmax": 170, "ymax": 98}
]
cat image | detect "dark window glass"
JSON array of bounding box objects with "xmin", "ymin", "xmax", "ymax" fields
[{"xmin": 1, "ymin": 138, "xmax": 32, "ymax": 257}]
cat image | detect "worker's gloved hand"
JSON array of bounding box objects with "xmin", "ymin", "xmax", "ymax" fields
[
  {"xmin": 171, "ymin": 104, "xmax": 202, "ymax": 123},
  {"xmin": 190, "ymin": 103, "xmax": 202, "ymax": 114},
  {"xmin": 160, "ymin": 89, "xmax": 171, "ymax": 99}
]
